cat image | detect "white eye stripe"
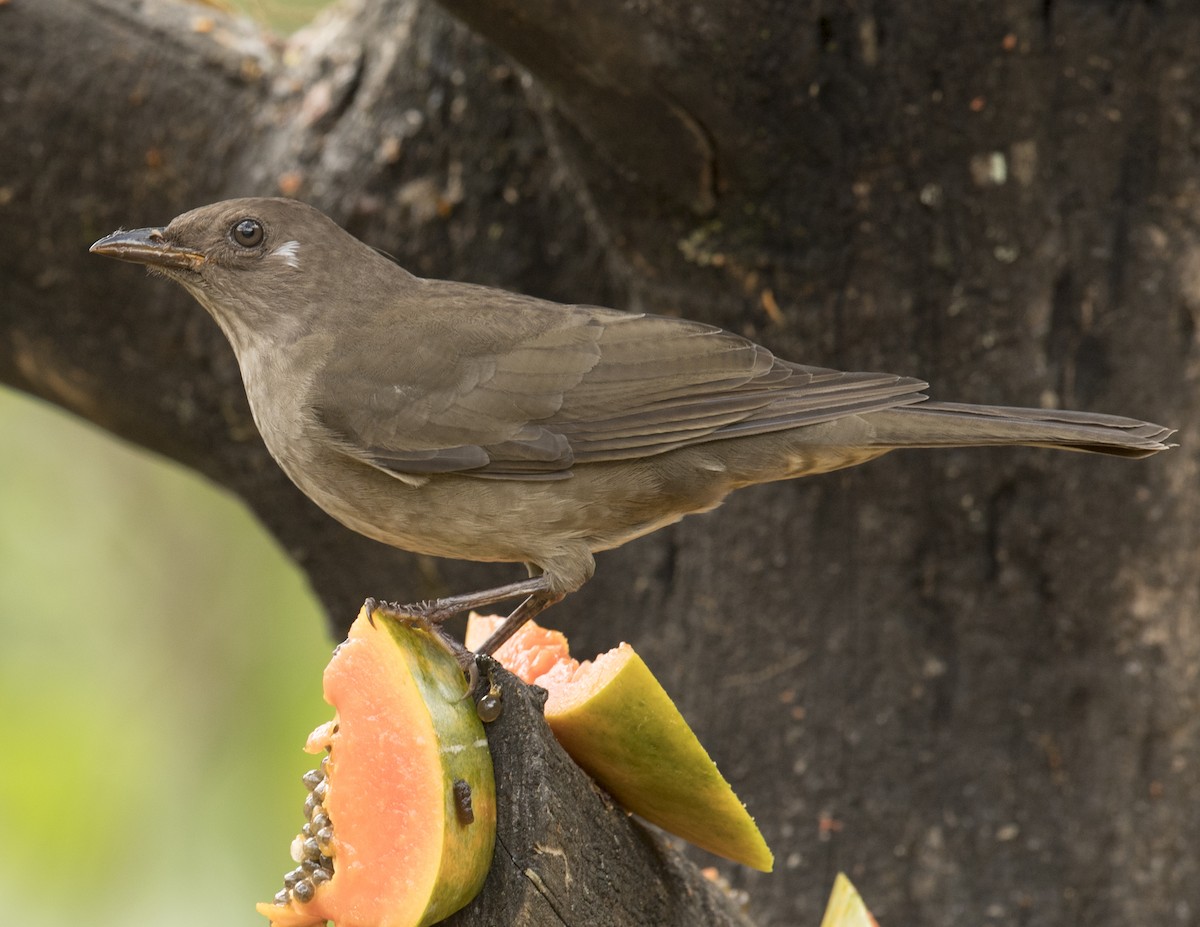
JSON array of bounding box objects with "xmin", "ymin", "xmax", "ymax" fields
[{"xmin": 272, "ymin": 240, "xmax": 301, "ymax": 268}]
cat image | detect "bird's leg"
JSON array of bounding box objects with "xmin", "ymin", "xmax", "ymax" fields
[
  {"xmin": 475, "ymin": 589, "xmax": 564, "ymax": 656},
  {"xmin": 364, "ymin": 596, "xmax": 499, "ymax": 697},
  {"xmin": 373, "ymin": 574, "xmax": 553, "ymax": 624},
  {"xmin": 369, "ymin": 575, "xmax": 565, "ymax": 696},
  {"xmin": 439, "ymin": 587, "xmax": 565, "ymax": 692},
  {"xmin": 438, "ymin": 588, "xmax": 563, "ymax": 699}
]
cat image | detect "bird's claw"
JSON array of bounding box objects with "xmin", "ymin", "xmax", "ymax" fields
[
  {"xmin": 460, "ymin": 652, "xmax": 481, "ymax": 700},
  {"xmin": 365, "ymin": 596, "xmax": 458, "ymax": 625}
]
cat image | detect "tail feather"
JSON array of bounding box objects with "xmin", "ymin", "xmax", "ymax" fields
[{"xmin": 863, "ymin": 401, "xmax": 1176, "ymax": 459}]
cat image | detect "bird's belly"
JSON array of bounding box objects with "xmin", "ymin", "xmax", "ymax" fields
[
  {"xmin": 270, "ymin": 430, "xmax": 886, "ymax": 570},
  {"xmin": 273, "ymin": 448, "xmax": 721, "ymax": 567}
]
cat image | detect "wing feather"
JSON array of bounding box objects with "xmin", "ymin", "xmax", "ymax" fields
[{"xmin": 309, "ymin": 284, "xmax": 928, "ymax": 478}]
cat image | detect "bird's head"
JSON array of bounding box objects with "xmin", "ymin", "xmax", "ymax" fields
[{"xmin": 90, "ymin": 197, "xmax": 399, "ymax": 352}]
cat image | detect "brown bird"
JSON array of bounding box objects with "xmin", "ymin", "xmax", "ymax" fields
[{"xmin": 91, "ymin": 198, "xmax": 1174, "ymax": 663}]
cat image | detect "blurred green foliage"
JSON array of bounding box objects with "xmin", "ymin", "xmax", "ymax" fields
[{"xmin": 0, "ymin": 385, "xmax": 334, "ymax": 926}]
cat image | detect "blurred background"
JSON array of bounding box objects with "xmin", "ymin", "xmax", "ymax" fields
[
  {"xmin": 1, "ymin": 3, "xmax": 339, "ymax": 925},
  {"xmin": 0, "ymin": 388, "xmax": 333, "ymax": 926}
]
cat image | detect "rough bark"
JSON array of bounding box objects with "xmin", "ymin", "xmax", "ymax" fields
[
  {"xmin": 3, "ymin": 0, "xmax": 1199, "ymax": 924},
  {"xmin": 452, "ymin": 659, "xmax": 757, "ymax": 927}
]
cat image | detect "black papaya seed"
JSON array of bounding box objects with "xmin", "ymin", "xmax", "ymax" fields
[
  {"xmin": 476, "ymin": 692, "xmax": 502, "ymax": 723},
  {"xmin": 292, "ymin": 879, "xmax": 316, "ymax": 903},
  {"xmin": 453, "ymin": 778, "xmax": 475, "ymax": 825},
  {"xmin": 311, "ymin": 868, "xmax": 332, "ymax": 885}
]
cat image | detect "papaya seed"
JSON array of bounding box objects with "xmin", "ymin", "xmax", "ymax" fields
[
  {"xmin": 476, "ymin": 692, "xmax": 502, "ymax": 723},
  {"xmin": 289, "ymin": 835, "xmax": 305, "ymax": 863},
  {"xmin": 273, "ymin": 890, "xmax": 290, "ymax": 906},
  {"xmin": 303, "ymin": 793, "xmax": 317, "ymax": 819},
  {"xmin": 301, "ymin": 769, "xmax": 324, "ymax": 791},
  {"xmin": 292, "ymin": 879, "xmax": 316, "ymax": 903},
  {"xmin": 453, "ymin": 778, "xmax": 475, "ymax": 824},
  {"xmin": 319, "ymin": 854, "xmax": 334, "ymax": 871},
  {"xmin": 313, "ymin": 780, "xmax": 329, "ymax": 803},
  {"xmin": 311, "ymin": 867, "xmax": 333, "ymax": 885},
  {"xmin": 302, "ymin": 837, "xmax": 322, "ymax": 860},
  {"xmin": 316, "ymin": 826, "xmax": 334, "ymax": 849},
  {"xmin": 283, "ymin": 868, "xmax": 304, "ymax": 888},
  {"xmin": 311, "ymin": 810, "xmax": 331, "ymax": 830}
]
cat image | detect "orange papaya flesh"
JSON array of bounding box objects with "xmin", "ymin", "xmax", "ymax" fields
[
  {"xmin": 257, "ymin": 606, "xmax": 495, "ymax": 927},
  {"xmin": 466, "ymin": 614, "xmax": 773, "ymax": 872}
]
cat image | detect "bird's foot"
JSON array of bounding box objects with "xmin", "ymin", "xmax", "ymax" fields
[
  {"xmin": 361, "ymin": 579, "xmax": 564, "ymax": 705},
  {"xmin": 364, "ymin": 595, "xmax": 459, "ymax": 625},
  {"xmin": 366, "ymin": 597, "xmax": 482, "ymax": 691},
  {"xmin": 367, "ymin": 574, "xmax": 558, "ymax": 630}
]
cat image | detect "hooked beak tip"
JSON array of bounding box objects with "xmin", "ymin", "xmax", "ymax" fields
[{"xmin": 90, "ymin": 227, "xmax": 205, "ymax": 271}]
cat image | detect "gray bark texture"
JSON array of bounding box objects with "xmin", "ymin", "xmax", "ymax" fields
[
  {"xmin": 3, "ymin": 0, "xmax": 1198, "ymax": 924},
  {"xmin": 449, "ymin": 659, "xmax": 758, "ymax": 927}
]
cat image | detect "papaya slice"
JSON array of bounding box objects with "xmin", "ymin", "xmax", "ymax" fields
[
  {"xmin": 258, "ymin": 606, "xmax": 495, "ymax": 927},
  {"xmin": 466, "ymin": 614, "xmax": 773, "ymax": 871},
  {"xmin": 819, "ymin": 873, "xmax": 879, "ymax": 927}
]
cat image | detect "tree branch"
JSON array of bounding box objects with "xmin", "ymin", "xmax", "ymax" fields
[{"xmin": 454, "ymin": 660, "xmax": 757, "ymax": 927}]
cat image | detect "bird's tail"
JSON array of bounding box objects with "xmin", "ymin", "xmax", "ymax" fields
[{"xmin": 863, "ymin": 401, "xmax": 1175, "ymax": 459}]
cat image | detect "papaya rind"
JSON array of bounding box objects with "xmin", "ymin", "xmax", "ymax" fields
[
  {"xmin": 818, "ymin": 873, "xmax": 879, "ymax": 927},
  {"xmin": 542, "ymin": 643, "xmax": 773, "ymax": 872},
  {"xmin": 372, "ymin": 611, "xmax": 496, "ymax": 926}
]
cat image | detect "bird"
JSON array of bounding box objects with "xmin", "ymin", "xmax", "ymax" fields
[{"xmin": 90, "ymin": 197, "xmax": 1175, "ymax": 665}]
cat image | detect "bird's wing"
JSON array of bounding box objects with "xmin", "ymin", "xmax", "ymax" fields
[{"xmin": 310, "ymin": 285, "xmax": 928, "ymax": 479}]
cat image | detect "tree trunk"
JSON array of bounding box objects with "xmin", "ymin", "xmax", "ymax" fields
[{"xmin": 3, "ymin": 1, "xmax": 1198, "ymax": 924}]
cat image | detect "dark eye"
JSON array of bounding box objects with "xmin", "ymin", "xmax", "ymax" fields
[{"xmin": 231, "ymin": 218, "xmax": 264, "ymax": 248}]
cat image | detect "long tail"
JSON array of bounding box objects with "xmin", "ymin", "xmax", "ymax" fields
[{"xmin": 863, "ymin": 401, "xmax": 1175, "ymax": 459}]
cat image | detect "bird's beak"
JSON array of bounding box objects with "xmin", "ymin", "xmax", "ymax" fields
[{"xmin": 90, "ymin": 227, "xmax": 206, "ymax": 272}]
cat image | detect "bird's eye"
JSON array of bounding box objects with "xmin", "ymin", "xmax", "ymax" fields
[{"xmin": 231, "ymin": 218, "xmax": 264, "ymax": 248}]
